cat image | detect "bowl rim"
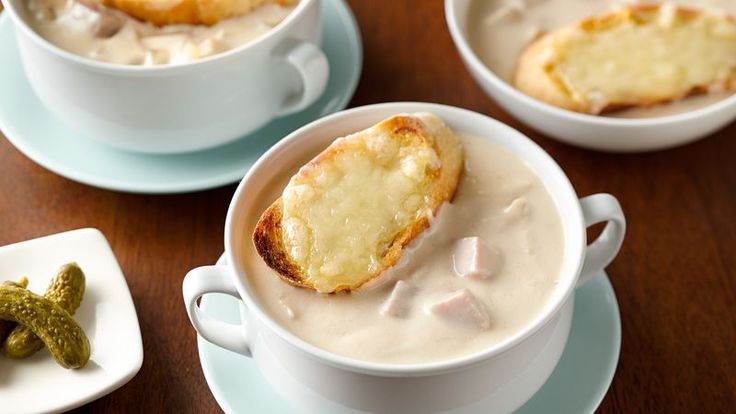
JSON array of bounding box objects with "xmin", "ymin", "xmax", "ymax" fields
[
  {"xmin": 443, "ymin": 0, "xmax": 736, "ymax": 127},
  {"xmin": 224, "ymin": 102, "xmax": 588, "ymax": 377},
  {"xmin": 2, "ymin": 0, "xmax": 314, "ymax": 75}
]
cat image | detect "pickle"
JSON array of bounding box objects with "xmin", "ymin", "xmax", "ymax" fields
[
  {"xmin": 0, "ymin": 277, "xmax": 29, "ymax": 343},
  {"xmin": 0, "ymin": 284, "xmax": 90, "ymax": 369},
  {"xmin": 4, "ymin": 263, "xmax": 86, "ymax": 359}
]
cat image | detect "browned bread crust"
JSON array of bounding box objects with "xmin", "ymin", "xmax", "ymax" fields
[
  {"xmin": 252, "ymin": 200, "xmax": 302, "ymax": 286},
  {"xmin": 102, "ymin": 0, "xmax": 294, "ymax": 26},
  {"xmin": 253, "ymin": 113, "xmax": 464, "ymax": 293}
]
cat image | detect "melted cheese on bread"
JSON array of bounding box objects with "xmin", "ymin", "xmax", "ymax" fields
[
  {"xmin": 253, "ymin": 113, "xmax": 464, "ymax": 293},
  {"xmin": 514, "ymin": 4, "xmax": 736, "ymax": 114}
]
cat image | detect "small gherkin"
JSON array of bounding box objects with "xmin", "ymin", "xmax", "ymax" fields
[
  {"xmin": 0, "ymin": 277, "xmax": 29, "ymax": 343},
  {"xmin": 0, "ymin": 263, "xmax": 88, "ymax": 369}
]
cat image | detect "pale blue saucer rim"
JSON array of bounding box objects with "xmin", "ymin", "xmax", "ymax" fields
[
  {"xmin": 0, "ymin": 0, "xmax": 362, "ymax": 194},
  {"xmin": 516, "ymin": 273, "xmax": 621, "ymax": 414},
  {"xmin": 197, "ymin": 254, "xmax": 621, "ymax": 414}
]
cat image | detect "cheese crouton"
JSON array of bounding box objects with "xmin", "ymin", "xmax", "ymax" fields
[
  {"xmin": 514, "ymin": 5, "xmax": 736, "ymax": 114},
  {"xmin": 253, "ymin": 113, "xmax": 464, "ymax": 293}
]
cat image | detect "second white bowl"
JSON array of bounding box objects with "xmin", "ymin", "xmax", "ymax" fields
[{"xmin": 445, "ymin": 0, "xmax": 736, "ymax": 152}]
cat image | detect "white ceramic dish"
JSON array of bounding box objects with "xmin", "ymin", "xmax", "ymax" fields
[
  {"xmin": 197, "ymin": 255, "xmax": 621, "ymax": 414},
  {"xmin": 2, "ymin": 0, "xmax": 328, "ymax": 153},
  {"xmin": 182, "ymin": 102, "xmax": 626, "ymax": 413},
  {"xmin": 0, "ymin": 0, "xmax": 362, "ymax": 193},
  {"xmin": 445, "ymin": 0, "xmax": 736, "ymax": 152},
  {"xmin": 0, "ymin": 228, "xmax": 143, "ymax": 414}
]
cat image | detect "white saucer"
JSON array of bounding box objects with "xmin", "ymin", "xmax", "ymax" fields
[
  {"xmin": 0, "ymin": 0, "xmax": 362, "ymax": 194},
  {"xmin": 197, "ymin": 255, "xmax": 621, "ymax": 413},
  {"xmin": 0, "ymin": 229, "xmax": 143, "ymax": 414}
]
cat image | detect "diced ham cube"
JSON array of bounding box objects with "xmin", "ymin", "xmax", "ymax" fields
[
  {"xmin": 380, "ymin": 280, "xmax": 415, "ymax": 318},
  {"xmin": 427, "ymin": 289, "xmax": 490, "ymax": 329},
  {"xmin": 452, "ymin": 237, "xmax": 501, "ymax": 280},
  {"xmin": 94, "ymin": 10, "xmax": 124, "ymax": 38},
  {"xmin": 76, "ymin": 0, "xmax": 123, "ymax": 38}
]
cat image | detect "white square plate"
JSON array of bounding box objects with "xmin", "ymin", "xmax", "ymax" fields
[{"xmin": 0, "ymin": 228, "xmax": 143, "ymax": 413}]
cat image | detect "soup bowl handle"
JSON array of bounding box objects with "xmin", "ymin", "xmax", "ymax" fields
[
  {"xmin": 577, "ymin": 193, "xmax": 626, "ymax": 287},
  {"xmin": 183, "ymin": 266, "xmax": 252, "ymax": 357},
  {"xmin": 275, "ymin": 39, "xmax": 329, "ymax": 116}
]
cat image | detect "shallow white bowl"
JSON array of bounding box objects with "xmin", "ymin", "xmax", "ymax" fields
[{"xmin": 445, "ymin": 0, "xmax": 736, "ymax": 152}]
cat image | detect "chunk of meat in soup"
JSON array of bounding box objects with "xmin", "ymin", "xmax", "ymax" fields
[{"xmin": 427, "ymin": 289, "xmax": 491, "ymax": 329}]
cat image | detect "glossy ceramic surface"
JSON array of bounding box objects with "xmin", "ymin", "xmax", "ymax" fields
[
  {"xmin": 197, "ymin": 254, "xmax": 620, "ymax": 413},
  {"xmin": 4, "ymin": 0, "xmax": 327, "ymax": 153},
  {"xmin": 183, "ymin": 103, "xmax": 625, "ymax": 412},
  {"xmin": 0, "ymin": 0, "xmax": 361, "ymax": 193}
]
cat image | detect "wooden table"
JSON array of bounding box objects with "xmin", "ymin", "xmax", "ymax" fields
[{"xmin": 1, "ymin": 1, "xmax": 735, "ymax": 412}]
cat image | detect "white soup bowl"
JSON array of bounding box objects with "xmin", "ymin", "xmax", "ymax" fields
[
  {"xmin": 182, "ymin": 102, "xmax": 626, "ymax": 413},
  {"xmin": 2, "ymin": 0, "xmax": 329, "ymax": 153}
]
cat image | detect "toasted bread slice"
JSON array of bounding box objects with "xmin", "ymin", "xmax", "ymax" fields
[
  {"xmin": 253, "ymin": 113, "xmax": 464, "ymax": 293},
  {"xmin": 101, "ymin": 0, "xmax": 294, "ymax": 26},
  {"xmin": 514, "ymin": 4, "xmax": 736, "ymax": 114}
]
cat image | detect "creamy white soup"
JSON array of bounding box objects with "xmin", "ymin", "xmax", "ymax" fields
[
  {"xmin": 24, "ymin": 0, "xmax": 295, "ymax": 65},
  {"xmin": 244, "ymin": 135, "xmax": 565, "ymax": 365},
  {"xmin": 468, "ymin": 0, "xmax": 736, "ymax": 118}
]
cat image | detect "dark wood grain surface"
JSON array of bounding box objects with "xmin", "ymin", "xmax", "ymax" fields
[{"xmin": 1, "ymin": 1, "xmax": 735, "ymax": 413}]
